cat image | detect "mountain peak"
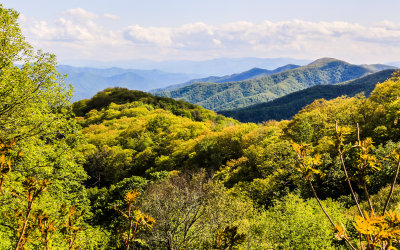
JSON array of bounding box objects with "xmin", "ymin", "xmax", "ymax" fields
[
  {"xmin": 243, "ymin": 67, "xmax": 269, "ymax": 74},
  {"xmin": 307, "ymin": 58, "xmax": 347, "ymax": 66}
]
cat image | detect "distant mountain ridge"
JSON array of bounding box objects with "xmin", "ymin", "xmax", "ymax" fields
[
  {"xmin": 152, "ymin": 64, "xmax": 301, "ymax": 92},
  {"xmin": 156, "ymin": 58, "xmax": 396, "ymax": 111},
  {"xmin": 218, "ymin": 69, "xmax": 397, "ymax": 123},
  {"xmin": 58, "ymin": 65, "xmax": 200, "ymax": 101},
  {"xmin": 62, "ymin": 57, "xmax": 311, "ymax": 75}
]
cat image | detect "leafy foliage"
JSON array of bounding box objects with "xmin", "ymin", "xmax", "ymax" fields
[
  {"xmin": 114, "ymin": 190, "xmax": 155, "ymax": 249},
  {"xmin": 0, "ymin": 4, "xmax": 106, "ymax": 249},
  {"xmin": 139, "ymin": 172, "xmax": 254, "ymax": 249},
  {"xmin": 213, "ymin": 225, "xmax": 247, "ymax": 250},
  {"xmin": 354, "ymin": 210, "xmax": 400, "ymax": 249},
  {"xmin": 247, "ymin": 193, "xmax": 349, "ymax": 249},
  {"xmin": 72, "ymin": 87, "xmax": 221, "ymax": 122}
]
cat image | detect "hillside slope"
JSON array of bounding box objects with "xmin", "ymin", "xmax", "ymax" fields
[
  {"xmin": 72, "ymin": 87, "xmax": 230, "ymax": 123},
  {"xmin": 156, "ymin": 58, "xmax": 396, "ymax": 111},
  {"xmin": 219, "ymin": 69, "xmax": 397, "ymax": 123},
  {"xmin": 153, "ymin": 64, "xmax": 301, "ymax": 92}
]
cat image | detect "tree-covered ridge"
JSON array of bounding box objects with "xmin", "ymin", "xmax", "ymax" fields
[
  {"xmin": 72, "ymin": 87, "xmax": 226, "ymax": 123},
  {"xmin": 219, "ymin": 69, "xmax": 396, "ymax": 123},
  {"xmin": 152, "ymin": 64, "xmax": 301, "ymax": 92},
  {"xmin": 156, "ymin": 58, "xmax": 396, "ymax": 111},
  {"xmin": 74, "ymin": 90, "xmax": 240, "ymax": 186}
]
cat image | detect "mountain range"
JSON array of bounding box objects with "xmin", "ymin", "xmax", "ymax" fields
[
  {"xmin": 218, "ymin": 69, "xmax": 397, "ymax": 123},
  {"xmin": 155, "ymin": 58, "xmax": 397, "ymax": 111},
  {"xmin": 60, "ymin": 58, "xmax": 311, "ymax": 101},
  {"xmin": 61, "ymin": 57, "xmax": 311, "ymax": 75},
  {"xmin": 151, "ymin": 64, "xmax": 301, "ymax": 92},
  {"xmin": 58, "ymin": 65, "xmax": 200, "ymax": 101}
]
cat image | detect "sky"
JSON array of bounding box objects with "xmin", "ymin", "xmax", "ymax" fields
[{"xmin": 2, "ymin": 0, "xmax": 400, "ymax": 66}]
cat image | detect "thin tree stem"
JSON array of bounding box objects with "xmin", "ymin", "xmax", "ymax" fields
[
  {"xmin": 363, "ymin": 183, "xmax": 374, "ymax": 215},
  {"xmin": 15, "ymin": 193, "xmax": 34, "ymax": 250},
  {"xmin": 0, "ymin": 176, "xmax": 4, "ymax": 195},
  {"xmin": 126, "ymin": 204, "xmax": 132, "ymax": 250},
  {"xmin": 69, "ymin": 233, "xmax": 77, "ymax": 250},
  {"xmin": 336, "ymin": 121, "xmax": 364, "ymax": 218},
  {"xmin": 338, "ymin": 147, "xmax": 364, "ymax": 218},
  {"xmin": 307, "ymin": 179, "xmax": 335, "ymax": 226},
  {"xmin": 307, "ymin": 179, "xmax": 357, "ymax": 250},
  {"xmin": 358, "ymin": 124, "xmax": 374, "ymax": 215},
  {"xmin": 168, "ymin": 232, "xmax": 174, "ymax": 250},
  {"xmin": 45, "ymin": 233, "xmax": 49, "ymax": 250},
  {"xmin": 383, "ymin": 156, "xmax": 400, "ymax": 215}
]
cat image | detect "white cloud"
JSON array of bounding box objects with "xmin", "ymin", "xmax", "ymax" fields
[
  {"xmin": 62, "ymin": 8, "xmax": 97, "ymax": 21},
  {"xmin": 18, "ymin": 8, "xmax": 400, "ymax": 63},
  {"xmin": 103, "ymin": 13, "xmax": 120, "ymax": 20},
  {"xmin": 124, "ymin": 25, "xmax": 172, "ymax": 46}
]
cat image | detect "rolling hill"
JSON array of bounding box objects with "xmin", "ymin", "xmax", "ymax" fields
[
  {"xmin": 156, "ymin": 58, "xmax": 396, "ymax": 111},
  {"xmin": 218, "ymin": 69, "xmax": 397, "ymax": 123}
]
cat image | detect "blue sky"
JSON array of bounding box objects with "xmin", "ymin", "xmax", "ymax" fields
[{"xmin": 2, "ymin": 0, "xmax": 400, "ymax": 65}]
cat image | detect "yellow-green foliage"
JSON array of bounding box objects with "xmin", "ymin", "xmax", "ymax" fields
[
  {"xmin": 77, "ymin": 70, "xmax": 400, "ymax": 249},
  {"xmin": 0, "ymin": 4, "xmax": 107, "ymax": 249},
  {"xmin": 247, "ymin": 193, "xmax": 349, "ymax": 249},
  {"xmin": 78, "ymin": 99, "xmax": 249, "ymax": 186}
]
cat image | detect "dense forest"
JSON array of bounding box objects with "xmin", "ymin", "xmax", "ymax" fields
[
  {"xmin": 151, "ymin": 64, "xmax": 301, "ymax": 92},
  {"xmin": 155, "ymin": 58, "xmax": 395, "ymax": 111},
  {"xmin": 219, "ymin": 69, "xmax": 396, "ymax": 123},
  {"xmin": 3, "ymin": 4, "xmax": 400, "ymax": 250}
]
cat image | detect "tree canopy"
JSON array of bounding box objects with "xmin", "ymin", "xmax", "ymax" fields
[{"xmin": 0, "ymin": 5, "xmax": 106, "ymax": 249}]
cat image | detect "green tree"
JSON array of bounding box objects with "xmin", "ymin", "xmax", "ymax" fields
[
  {"xmin": 0, "ymin": 6, "xmax": 72, "ymax": 142},
  {"xmin": 248, "ymin": 193, "xmax": 349, "ymax": 250},
  {"xmin": 140, "ymin": 171, "xmax": 254, "ymax": 249},
  {"xmin": 0, "ymin": 5, "xmax": 106, "ymax": 249}
]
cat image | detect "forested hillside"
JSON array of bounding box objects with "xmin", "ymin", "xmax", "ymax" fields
[
  {"xmin": 152, "ymin": 64, "xmax": 300, "ymax": 92},
  {"xmin": 219, "ymin": 69, "xmax": 396, "ymax": 123},
  {"xmin": 3, "ymin": 4, "xmax": 400, "ymax": 249},
  {"xmin": 72, "ymin": 73, "xmax": 400, "ymax": 249},
  {"xmin": 156, "ymin": 58, "xmax": 396, "ymax": 111}
]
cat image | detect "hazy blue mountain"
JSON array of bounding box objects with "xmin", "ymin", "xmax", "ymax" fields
[
  {"xmin": 362, "ymin": 64, "xmax": 398, "ymax": 71},
  {"xmin": 61, "ymin": 57, "xmax": 311, "ymax": 75},
  {"xmin": 152, "ymin": 64, "xmax": 301, "ymax": 92},
  {"xmin": 156, "ymin": 58, "xmax": 396, "ymax": 111},
  {"xmin": 218, "ymin": 69, "xmax": 397, "ymax": 123},
  {"xmin": 388, "ymin": 61, "xmax": 400, "ymax": 67},
  {"xmin": 58, "ymin": 65, "xmax": 200, "ymax": 101}
]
